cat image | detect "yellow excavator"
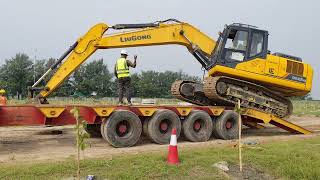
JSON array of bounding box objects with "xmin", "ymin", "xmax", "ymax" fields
[{"xmin": 29, "ymin": 19, "xmax": 313, "ymax": 118}]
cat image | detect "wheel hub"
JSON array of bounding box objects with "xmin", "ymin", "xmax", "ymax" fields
[
  {"xmin": 160, "ymin": 122, "xmax": 168, "ymax": 131},
  {"xmin": 159, "ymin": 119, "xmax": 171, "ymax": 134},
  {"xmin": 193, "ymin": 120, "xmax": 201, "ymax": 131},
  {"xmin": 116, "ymin": 121, "xmax": 129, "ymax": 137},
  {"xmin": 226, "ymin": 121, "xmax": 232, "ymax": 129},
  {"xmin": 119, "ymin": 124, "xmax": 127, "ymax": 134}
]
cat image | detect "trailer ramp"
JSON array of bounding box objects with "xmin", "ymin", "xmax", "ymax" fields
[{"xmin": 242, "ymin": 109, "xmax": 312, "ymax": 135}]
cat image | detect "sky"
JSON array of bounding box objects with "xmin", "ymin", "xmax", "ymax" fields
[{"xmin": 0, "ymin": 0, "xmax": 319, "ymax": 99}]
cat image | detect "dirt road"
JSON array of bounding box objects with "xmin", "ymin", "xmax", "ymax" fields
[{"xmin": 0, "ymin": 116, "xmax": 319, "ymax": 164}]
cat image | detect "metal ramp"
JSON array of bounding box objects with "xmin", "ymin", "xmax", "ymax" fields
[{"xmin": 241, "ymin": 109, "xmax": 312, "ymax": 134}]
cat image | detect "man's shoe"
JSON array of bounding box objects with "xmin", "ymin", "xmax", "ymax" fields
[
  {"xmin": 118, "ymin": 102, "xmax": 124, "ymax": 106},
  {"xmin": 127, "ymin": 102, "xmax": 132, "ymax": 106}
]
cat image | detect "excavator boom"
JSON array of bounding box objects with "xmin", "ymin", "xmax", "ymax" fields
[{"xmin": 30, "ymin": 19, "xmax": 216, "ymax": 102}]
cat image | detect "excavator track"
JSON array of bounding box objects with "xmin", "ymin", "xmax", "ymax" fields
[
  {"xmin": 171, "ymin": 77, "xmax": 293, "ymax": 118},
  {"xmin": 171, "ymin": 80, "xmax": 214, "ymax": 106},
  {"xmin": 203, "ymin": 76, "xmax": 293, "ymax": 118}
]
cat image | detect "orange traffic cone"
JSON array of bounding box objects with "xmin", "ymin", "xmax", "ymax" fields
[{"xmin": 167, "ymin": 128, "xmax": 179, "ymax": 165}]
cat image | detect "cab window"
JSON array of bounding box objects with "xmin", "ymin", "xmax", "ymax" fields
[
  {"xmin": 223, "ymin": 30, "xmax": 248, "ymax": 62},
  {"xmin": 250, "ymin": 32, "xmax": 264, "ymax": 57}
]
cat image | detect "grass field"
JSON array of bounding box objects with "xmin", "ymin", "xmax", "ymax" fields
[
  {"xmin": 292, "ymin": 100, "xmax": 320, "ymax": 116},
  {"xmin": 0, "ymin": 135, "xmax": 319, "ymax": 180}
]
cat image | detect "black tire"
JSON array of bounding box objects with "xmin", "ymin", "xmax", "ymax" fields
[
  {"xmin": 213, "ymin": 110, "xmax": 239, "ymax": 140},
  {"xmin": 182, "ymin": 110, "xmax": 213, "ymax": 142},
  {"xmin": 211, "ymin": 116, "xmax": 219, "ymax": 138},
  {"xmin": 142, "ymin": 119, "xmax": 149, "ymax": 137},
  {"xmin": 101, "ymin": 110, "xmax": 142, "ymax": 147},
  {"xmin": 85, "ymin": 124, "xmax": 102, "ymax": 137},
  {"xmin": 100, "ymin": 118, "xmax": 107, "ymax": 140},
  {"xmin": 147, "ymin": 109, "xmax": 181, "ymax": 144}
]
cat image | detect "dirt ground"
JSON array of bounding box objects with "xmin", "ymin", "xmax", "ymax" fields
[{"xmin": 0, "ymin": 116, "xmax": 319, "ymax": 164}]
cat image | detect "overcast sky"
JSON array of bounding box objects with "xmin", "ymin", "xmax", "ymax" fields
[{"xmin": 0, "ymin": 0, "xmax": 319, "ymax": 99}]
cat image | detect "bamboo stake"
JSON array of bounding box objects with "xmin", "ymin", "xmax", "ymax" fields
[
  {"xmin": 237, "ymin": 99, "xmax": 242, "ymax": 172},
  {"xmin": 76, "ymin": 112, "xmax": 80, "ymax": 180}
]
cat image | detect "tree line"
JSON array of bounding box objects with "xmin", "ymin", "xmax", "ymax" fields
[
  {"xmin": 0, "ymin": 53, "xmax": 200, "ymax": 99},
  {"xmin": 0, "ymin": 53, "xmax": 312, "ymax": 100}
]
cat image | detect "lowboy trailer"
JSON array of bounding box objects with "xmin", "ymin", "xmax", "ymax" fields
[{"xmin": 0, "ymin": 105, "xmax": 311, "ymax": 147}]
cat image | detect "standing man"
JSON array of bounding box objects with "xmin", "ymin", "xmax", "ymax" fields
[
  {"xmin": 114, "ymin": 50, "xmax": 137, "ymax": 105},
  {"xmin": 0, "ymin": 89, "xmax": 7, "ymax": 105}
]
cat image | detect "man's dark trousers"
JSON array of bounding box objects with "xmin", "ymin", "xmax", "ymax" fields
[{"xmin": 118, "ymin": 77, "xmax": 132, "ymax": 103}]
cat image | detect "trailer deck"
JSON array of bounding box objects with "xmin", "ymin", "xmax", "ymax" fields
[
  {"xmin": 0, "ymin": 105, "xmax": 226, "ymax": 126},
  {"xmin": 0, "ymin": 104, "xmax": 311, "ymax": 147}
]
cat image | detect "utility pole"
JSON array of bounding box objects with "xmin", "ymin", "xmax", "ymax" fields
[{"xmin": 34, "ymin": 49, "xmax": 37, "ymax": 84}]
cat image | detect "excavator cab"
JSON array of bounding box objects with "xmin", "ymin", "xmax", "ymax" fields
[{"xmin": 210, "ymin": 23, "xmax": 268, "ymax": 68}]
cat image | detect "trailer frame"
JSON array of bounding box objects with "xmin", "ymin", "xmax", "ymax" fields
[{"xmin": 0, "ymin": 104, "xmax": 311, "ymax": 147}]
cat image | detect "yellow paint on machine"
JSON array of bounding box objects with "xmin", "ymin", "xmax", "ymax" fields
[
  {"xmin": 138, "ymin": 107, "xmax": 157, "ymax": 116},
  {"xmin": 38, "ymin": 107, "xmax": 65, "ymax": 118},
  {"xmin": 207, "ymin": 107, "xmax": 225, "ymax": 116},
  {"xmin": 93, "ymin": 107, "xmax": 115, "ymax": 117},
  {"xmin": 242, "ymin": 108, "xmax": 312, "ymax": 134},
  {"xmin": 208, "ymin": 55, "xmax": 313, "ymax": 97},
  {"xmin": 176, "ymin": 107, "xmax": 192, "ymax": 116}
]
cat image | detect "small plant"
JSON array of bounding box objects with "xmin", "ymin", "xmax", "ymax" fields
[
  {"xmin": 8, "ymin": 153, "xmax": 15, "ymax": 161},
  {"xmin": 70, "ymin": 107, "xmax": 90, "ymax": 180}
]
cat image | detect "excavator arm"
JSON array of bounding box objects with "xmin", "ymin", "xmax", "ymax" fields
[{"xmin": 30, "ymin": 19, "xmax": 216, "ymax": 103}]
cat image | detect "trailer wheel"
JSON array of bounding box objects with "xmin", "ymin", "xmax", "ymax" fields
[
  {"xmin": 213, "ymin": 110, "xmax": 239, "ymax": 140},
  {"xmin": 142, "ymin": 119, "xmax": 149, "ymax": 137},
  {"xmin": 211, "ymin": 117, "xmax": 219, "ymax": 138},
  {"xmin": 147, "ymin": 109, "xmax": 181, "ymax": 144},
  {"xmin": 100, "ymin": 118, "xmax": 107, "ymax": 140},
  {"xmin": 182, "ymin": 110, "xmax": 213, "ymax": 142},
  {"xmin": 85, "ymin": 124, "xmax": 102, "ymax": 137},
  {"xmin": 101, "ymin": 110, "xmax": 142, "ymax": 147}
]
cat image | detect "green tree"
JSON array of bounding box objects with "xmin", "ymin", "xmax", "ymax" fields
[
  {"xmin": 0, "ymin": 53, "xmax": 201, "ymax": 99},
  {"xmin": 0, "ymin": 53, "xmax": 33, "ymax": 98},
  {"xmin": 32, "ymin": 59, "xmax": 47, "ymax": 86},
  {"xmin": 45, "ymin": 58, "xmax": 56, "ymax": 69},
  {"xmin": 130, "ymin": 73, "xmax": 141, "ymax": 97},
  {"xmin": 137, "ymin": 71, "xmax": 162, "ymax": 97},
  {"xmin": 129, "ymin": 70, "xmax": 200, "ymax": 98},
  {"xmin": 73, "ymin": 59, "xmax": 114, "ymax": 97},
  {"xmin": 158, "ymin": 70, "xmax": 200, "ymax": 98}
]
